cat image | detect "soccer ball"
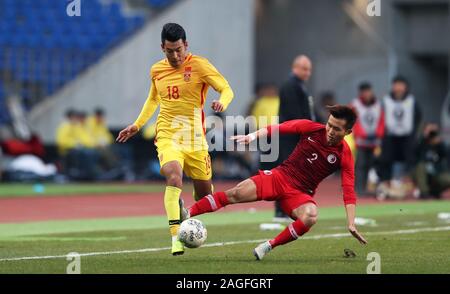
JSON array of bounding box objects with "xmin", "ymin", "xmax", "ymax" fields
[{"xmin": 178, "ymin": 219, "xmax": 207, "ymax": 248}]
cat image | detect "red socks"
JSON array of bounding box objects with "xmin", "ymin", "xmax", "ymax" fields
[
  {"xmin": 189, "ymin": 192, "xmax": 229, "ymax": 217},
  {"xmin": 269, "ymin": 219, "xmax": 310, "ymax": 249}
]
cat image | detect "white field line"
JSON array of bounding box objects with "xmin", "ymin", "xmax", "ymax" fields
[{"xmin": 1, "ymin": 226, "xmax": 449, "ymax": 262}]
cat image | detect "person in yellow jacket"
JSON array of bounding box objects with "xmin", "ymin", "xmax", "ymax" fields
[
  {"xmin": 87, "ymin": 108, "xmax": 114, "ymax": 147},
  {"xmin": 76, "ymin": 111, "xmax": 97, "ymax": 148},
  {"xmin": 56, "ymin": 109, "xmax": 99, "ymax": 180},
  {"xmin": 116, "ymin": 23, "xmax": 234, "ymax": 255},
  {"xmin": 250, "ymin": 84, "xmax": 280, "ymax": 129},
  {"xmin": 87, "ymin": 108, "xmax": 118, "ymax": 170},
  {"xmin": 56, "ymin": 109, "xmax": 80, "ymax": 156},
  {"xmin": 56, "ymin": 109, "xmax": 96, "ymax": 155},
  {"xmin": 249, "ymin": 84, "xmax": 280, "ymax": 175}
]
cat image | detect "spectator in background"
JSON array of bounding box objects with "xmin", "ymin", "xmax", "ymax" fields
[
  {"xmin": 377, "ymin": 76, "xmax": 422, "ymax": 199},
  {"xmin": 249, "ymin": 84, "xmax": 280, "ymax": 175},
  {"xmin": 87, "ymin": 108, "xmax": 114, "ymax": 147},
  {"xmin": 0, "ymin": 131, "xmax": 45, "ymax": 158},
  {"xmin": 87, "ymin": 108, "xmax": 118, "ymax": 171},
  {"xmin": 250, "ymin": 84, "xmax": 280, "ymax": 129},
  {"xmin": 56, "ymin": 109, "xmax": 80, "ymax": 155},
  {"xmin": 412, "ymin": 124, "xmax": 450, "ymax": 198},
  {"xmin": 75, "ymin": 110, "xmax": 97, "ymax": 149},
  {"xmin": 275, "ymin": 55, "xmax": 314, "ymax": 222},
  {"xmin": 56, "ymin": 109, "xmax": 99, "ymax": 180},
  {"xmin": 352, "ymin": 82, "xmax": 385, "ymax": 196}
]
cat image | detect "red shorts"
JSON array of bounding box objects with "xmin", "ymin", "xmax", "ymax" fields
[{"xmin": 250, "ymin": 169, "xmax": 317, "ymax": 217}]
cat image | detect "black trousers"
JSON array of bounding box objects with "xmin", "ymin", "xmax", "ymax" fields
[
  {"xmin": 355, "ymin": 148, "xmax": 376, "ymax": 194},
  {"xmin": 377, "ymin": 135, "xmax": 415, "ymax": 182}
]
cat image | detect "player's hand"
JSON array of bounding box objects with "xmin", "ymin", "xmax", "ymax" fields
[
  {"xmin": 230, "ymin": 133, "xmax": 257, "ymax": 145},
  {"xmin": 116, "ymin": 125, "xmax": 139, "ymax": 143},
  {"xmin": 211, "ymin": 100, "xmax": 224, "ymax": 112},
  {"xmin": 348, "ymin": 225, "xmax": 368, "ymax": 245}
]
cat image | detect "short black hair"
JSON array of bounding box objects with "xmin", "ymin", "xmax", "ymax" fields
[
  {"xmin": 77, "ymin": 110, "xmax": 87, "ymax": 118},
  {"xmin": 161, "ymin": 23, "xmax": 186, "ymax": 44},
  {"xmin": 94, "ymin": 107, "xmax": 104, "ymax": 116},
  {"xmin": 392, "ymin": 75, "xmax": 409, "ymax": 86},
  {"xmin": 327, "ymin": 104, "xmax": 358, "ymax": 130},
  {"xmin": 65, "ymin": 108, "xmax": 76, "ymax": 118},
  {"xmin": 358, "ymin": 81, "xmax": 372, "ymax": 91}
]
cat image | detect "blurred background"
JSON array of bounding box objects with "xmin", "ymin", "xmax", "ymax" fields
[{"xmin": 0, "ymin": 0, "xmax": 449, "ymax": 200}]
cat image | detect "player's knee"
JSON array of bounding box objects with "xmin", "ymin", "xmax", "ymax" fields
[
  {"xmin": 166, "ymin": 173, "xmax": 182, "ymax": 188},
  {"xmin": 303, "ymin": 215, "xmax": 318, "ymax": 227},
  {"xmin": 226, "ymin": 187, "xmax": 239, "ymax": 203},
  {"xmin": 226, "ymin": 185, "xmax": 245, "ymax": 204},
  {"xmin": 301, "ymin": 205, "xmax": 318, "ymax": 227}
]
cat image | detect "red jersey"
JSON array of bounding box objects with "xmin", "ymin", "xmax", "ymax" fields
[{"xmin": 267, "ymin": 119, "xmax": 357, "ymax": 205}]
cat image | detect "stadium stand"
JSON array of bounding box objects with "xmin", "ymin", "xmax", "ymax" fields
[
  {"xmin": 146, "ymin": 0, "xmax": 177, "ymax": 8},
  {"xmin": 0, "ymin": 0, "xmax": 177, "ymax": 118}
]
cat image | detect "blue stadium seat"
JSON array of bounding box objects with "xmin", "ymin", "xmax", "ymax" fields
[
  {"xmin": 0, "ymin": 0, "xmax": 175, "ymax": 105},
  {"xmin": 146, "ymin": 0, "xmax": 176, "ymax": 8}
]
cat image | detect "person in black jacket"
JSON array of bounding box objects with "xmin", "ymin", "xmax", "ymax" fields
[
  {"xmin": 274, "ymin": 55, "xmax": 314, "ymax": 221},
  {"xmin": 376, "ymin": 76, "xmax": 422, "ymax": 199},
  {"xmin": 412, "ymin": 124, "xmax": 450, "ymax": 198}
]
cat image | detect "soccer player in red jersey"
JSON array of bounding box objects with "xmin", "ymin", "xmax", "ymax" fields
[{"xmin": 182, "ymin": 104, "xmax": 367, "ymax": 260}]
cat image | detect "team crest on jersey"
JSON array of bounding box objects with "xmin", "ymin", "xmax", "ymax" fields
[
  {"xmin": 327, "ymin": 154, "xmax": 337, "ymax": 164},
  {"xmin": 184, "ymin": 66, "xmax": 192, "ymax": 82}
]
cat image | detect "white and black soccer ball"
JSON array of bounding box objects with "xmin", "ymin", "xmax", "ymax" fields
[{"xmin": 178, "ymin": 219, "xmax": 207, "ymax": 248}]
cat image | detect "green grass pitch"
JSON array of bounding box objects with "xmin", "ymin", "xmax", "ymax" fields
[{"xmin": 0, "ymin": 201, "xmax": 449, "ymax": 273}]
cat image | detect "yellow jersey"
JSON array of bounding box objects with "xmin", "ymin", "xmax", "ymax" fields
[
  {"xmin": 133, "ymin": 53, "xmax": 234, "ymax": 151},
  {"xmin": 250, "ymin": 95, "xmax": 280, "ymax": 129},
  {"xmin": 86, "ymin": 116, "xmax": 114, "ymax": 147},
  {"xmin": 56, "ymin": 122, "xmax": 96, "ymax": 155}
]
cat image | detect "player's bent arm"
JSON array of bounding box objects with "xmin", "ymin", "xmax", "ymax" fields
[
  {"xmin": 230, "ymin": 119, "xmax": 322, "ymax": 144},
  {"xmin": 266, "ymin": 119, "xmax": 323, "ymax": 136},
  {"xmin": 117, "ymin": 81, "xmax": 159, "ymax": 143},
  {"xmin": 200, "ymin": 58, "xmax": 234, "ymax": 111},
  {"xmin": 216, "ymin": 85, "xmax": 234, "ymax": 111},
  {"xmin": 133, "ymin": 80, "xmax": 160, "ymax": 130},
  {"xmin": 230, "ymin": 128, "xmax": 268, "ymax": 145},
  {"xmin": 340, "ymin": 142, "xmax": 367, "ymax": 244},
  {"xmin": 340, "ymin": 142, "xmax": 357, "ymax": 206},
  {"xmin": 344, "ymin": 203, "xmax": 356, "ymax": 228},
  {"xmin": 345, "ymin": 204, "xmax": 368, "ymax": 245}
]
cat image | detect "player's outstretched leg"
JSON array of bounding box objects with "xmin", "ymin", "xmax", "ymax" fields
[
  {"xmin": 188, "ymin": 179, "xmax": 258, "ymax": 217},
  {"xmin": 253, "ymin": 241, "xmax": 273, "ymax": 261},
  {"xmin": 254, "ymin": 219, "xmax": 310, "ymax": 260},
  {"xmin": 189, "ymin": 192, "xmax": 229, "ymax": 217},
  {"xmin": 254, "ymin": 203, "xmax": 318, "ymax": 260}
]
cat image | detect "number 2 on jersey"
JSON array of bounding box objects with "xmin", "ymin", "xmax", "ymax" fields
[
  {"xmin": 307, "ymin": 153, "xmax": 318, "ymax": 164},
  {"xmin": 167, "ymin": 86, "xmax": 180, "ymax": 100}
]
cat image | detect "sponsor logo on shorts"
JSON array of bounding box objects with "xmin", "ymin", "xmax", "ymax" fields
[{"xmin": 327, "ymin": 154, "xmax": 337, "ymax": 164}]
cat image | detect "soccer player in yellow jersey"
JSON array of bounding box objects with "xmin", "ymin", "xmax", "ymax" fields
[{"xmin": 116, "ymin": 23, "xmax": 234, "ymax": 255}]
